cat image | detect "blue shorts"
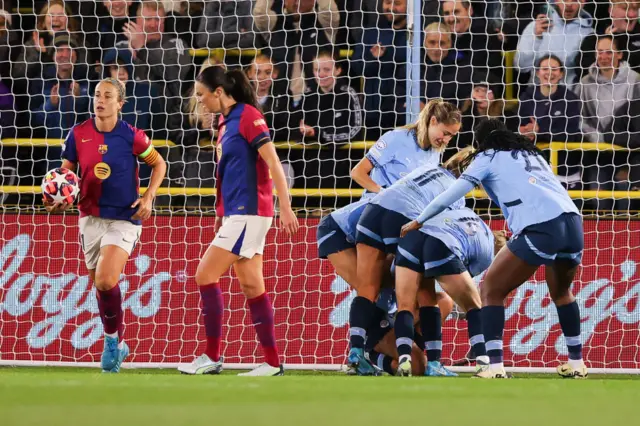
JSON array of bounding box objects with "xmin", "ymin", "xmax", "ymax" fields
[
  {"xmin": 317, "ymin": 215, "xmax": 354, "ymax": 259},
  {"xmin": 508, "ymin": 213, "xmax": 583, "ymax": 267},
  {"xmin": 355, "ymin": 204, "xmax": 411, "ymax": 253},
  {"xmin": 396, "ymin": 231, "xmax": 466, "ymax": 277}
]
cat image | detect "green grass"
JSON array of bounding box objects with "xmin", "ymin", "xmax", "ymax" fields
[{"xmin": 1, "ymin": 368, "xmax": 639, "ymax": 426}]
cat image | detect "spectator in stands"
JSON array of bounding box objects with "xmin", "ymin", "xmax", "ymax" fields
[
  {"xmin": 421, "ymin": 22, "xmax": 473, "ymax": 108},
  {"xmin": 123, "ymin": 0, "xmax": 192, "ymax": 140},
  {"xmin": 197, "ymin": 0, "xmax": 262, "ymax": 50},
  {"xmin": 578, "ymin": 0, "xmax": 640, "ymax": 76},
  {"xmin": 298, "ymin": 51, "xmax": 363, "ymax": 144},
  {"xmin": 576, "ymin": 35, "xmax": 640, "ymax": 144},
  {"xmin": 575, "ymin": 35, "xmax": 640, "ymax": 198},
  {"xmin": 457, "ymin": 77, "xmax": 509, "ymax": 150},
  {"xmin": 253, "ymin": 0, "xmax": 340, "ymax": 101},
  {"xmin": 351, "ymin": 0, "xmax": 409, "ymax": 136},
  {"xmin": 99, "ymin": 1, "xmax": 135, "ymax": 51},
  {"xmin": 440, "ymin": 0, "xmax": 504, "ymax": 90},
  {"xmin": 102, "ymin": 48, "xmax": 160, "ymax": 132},
  {"xmin": 517, "ymin": 0, "xmax": 594, "ymax": 85},
  {"xmin": 32, "ymin": 33, "xmax": 90, "ymax": 139},
  {"xmin": 14, "ymin": 0, "xmax": 86, "ymax": 86},
  {"xmin": 246, "ymin": 54, "xmax": 294, "ymax": 142},
  {"xmin": 519, "ymin": 54, "xmax": 583, "ymax": 144}
]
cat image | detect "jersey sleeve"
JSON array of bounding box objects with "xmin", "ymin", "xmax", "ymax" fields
[
  {"xmin": 132, "ymin": 128, "xmax": 154, "ymax": 158},
  {"xmin": 61, "ymin": 129, "xmax": 78, "ymax": 163},
  {"xmin": 460, "ymin": 153, "xmax": 492, "ymax": 187},
  {"xmin": 365, "ymin": 134, "xmax": 395, "ymax": 167},
  {"xmin": 240, "ymin": 107, "xmax": 271, "ymax": 149}
]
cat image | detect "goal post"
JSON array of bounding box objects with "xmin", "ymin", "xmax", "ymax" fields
[{"xmin": 1, "ymin": 0, "xmax": 640, "ymax": 374}]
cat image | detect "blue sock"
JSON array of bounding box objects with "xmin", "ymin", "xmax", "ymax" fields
[
  {"xmin": 368, "ymin": 350, "xmax": 396, "ymax": 375},
  {"xmin": 394, "ymin": 310, "xmax": 414, "ymax": 361},
  {"xmin": 349, "ymin": 296, "xmax": 376, "ymax": 349},
  {"xmin": 482, "ymin": 305, "xmax": 505, "ymax": 365},
  {"xmin": 420, "ymin": 306, "xmax": 442, "ymax": 362},
  {"xmin": 556, "ymin": 301, "xmax": 582, "ymax": 360},
  {"xmin": 466, "ymin": 308, "xmax": 487, "ymax": 358}
]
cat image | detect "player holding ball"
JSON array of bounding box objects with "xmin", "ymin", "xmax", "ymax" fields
[
  {"xmin": 178, "ymin": 66, "xmax": 299, "ymax": 376},
  {"xmin": 44, "ymin": 78, "xmax": 167, "ymax": 373}
]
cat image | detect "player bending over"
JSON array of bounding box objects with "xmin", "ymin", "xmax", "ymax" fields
[
  {"xmin": 179, "ymin": 66, "xmax": 299, "ymax": 377},
  {"xmin": 45, "ymin": 78, "xmax": 167, "ymax": 373},
  {"xmin": 349, "ymin": 147, "xmax": 476, "ymax": 375},
  {"xmin": 317, "ymin": 200, "xmax": 453, "ymax": 375},
  {"xmin": 350, "ymin": 99, "xmax": 458, "ymax": 199},
  {"xmin": 402, "ymin": 119, "xmax": 586, "ymax": 379},
  {"xmin": 394, "ymin": 208, "xmax": 504, "ymax": 376}
]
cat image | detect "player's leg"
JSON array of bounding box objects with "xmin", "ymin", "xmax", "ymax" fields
[
  {"xmin": 348, "ymin": 204, "xmax": 388, "ymax": 368},
  {"xmin": 393, "ymin": 264, "xmax": 420, "ymax": 376},
  {"xmin": 477, "ymin": 242, "xmax": 539, "ymax": 378},
  {"xmin": 327, "ymin": 249, "xmax": 358, "ymax": 291},
  {"xmin": 436, "ymin": 273, "xmax": 489, "ymax": 373},
  {"xmin": 94, "ymin": 245, "xmax": 131, "ymax": 373},
  {"xmin": 546, "ymin": 214, "xmax": 586, "ymax": 378},
  {"xmin": 179, "ymin": 217, "xmax": 243, "ymax": 375},
  {"xmin": 233, "ymin": 254, "xmax": 283, "ymax": 376}
]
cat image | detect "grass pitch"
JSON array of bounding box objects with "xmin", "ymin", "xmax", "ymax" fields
[{"xmin": 1, "ymin": 367, "xmax": 638, "ymax": 426}]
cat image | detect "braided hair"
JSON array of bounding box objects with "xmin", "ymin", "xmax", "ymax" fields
[{"xmin": 460, "ymin": 118, "xmax": 545, "ymax": 170}]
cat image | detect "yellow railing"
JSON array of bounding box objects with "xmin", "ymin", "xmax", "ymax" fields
[
  {"xmin": 2, "ymin": 185, "xmax": 638, "ymax": 200},
  {"xmin": 189, "ymin": 48, "xmax": 353, "ymax": 60},
  {"xmin": 1, "ymin": 138, "xmax": 176, "ymax": 148},
  {"xmin": 537, "ymin": 142, "xmax": 640, "ymax": 175},
  {"xmin": 2, "ymin": 140, "xmax": 639, "ymax": 199}
]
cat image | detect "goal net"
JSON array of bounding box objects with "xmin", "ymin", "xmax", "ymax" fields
[{"xmin": 1, "ymin": 0, "xmax": 639, "ymax": 372}]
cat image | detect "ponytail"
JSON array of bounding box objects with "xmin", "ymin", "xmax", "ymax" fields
[
  {"xmin": 224, "ymin": 69, "xmax": 260, "ymax": 111},
  {"xmin": 403, "ymin": 99, "xmax": 461, "ymax": 150},
  {"xmin": 196, "ymin": 66, "xmax": 261, "ymax": 111}
]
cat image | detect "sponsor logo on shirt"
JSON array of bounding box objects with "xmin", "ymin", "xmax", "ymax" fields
[
  {"xmin": 81, "ymin": 138, "xmax": 91, "ymax": 143},
  {"xmin": 375, "ymin": 139, "xmax": 387, "ymax": 150},
  {"xmin": 216, "ymin": 142, "xmax": 222, "ymax": 161},
  {"xmin": 94, "ymin": 162, "xmax": 112, "ymax": 180},
  {"xmin": 98, "ymin": 144, "xmax": 108, "ymax": 154},
  {"xmin": 253, "ymin": 119, "xmax": 266, "ymax": 127}
]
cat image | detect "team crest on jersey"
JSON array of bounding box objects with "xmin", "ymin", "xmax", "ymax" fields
[
  {"xmin": 94, "ymin": 162, "xmax": 111, "ymax": 180},
  {"xmin": 98, "ymin": 144, "xmax": 108, "ymax": 154},
  {"xmin": 529, "ymin": 177, "xmax": 537, "ymax": 184}
]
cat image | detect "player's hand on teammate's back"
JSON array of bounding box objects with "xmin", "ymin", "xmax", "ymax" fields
[
  {"xmin": 400, "ymin": 220, "xmax": 421, "ymax": 238},
  {"xmin": 43, "ymin": 199, "xmax": 70, "ymax": 213},
  {"xmin": 131, "ymin": 195, "xmax": 153, "ymax": 221},
  {"xmin": 280, "ymin": 206, "xmax": 299, "ymax": 236}
]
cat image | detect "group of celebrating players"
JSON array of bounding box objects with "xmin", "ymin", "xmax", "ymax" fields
[{"xmin": 44, "ymin": 69, "xmax": 587, "ymax": 378}]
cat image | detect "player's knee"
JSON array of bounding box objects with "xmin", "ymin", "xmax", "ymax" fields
[
  {"xmin": 549, "ymin": 287, "xmax": 574, "ymax": 305},
  {"xmin": 436, "ymin": 292, "xmax": 454, "ymax": 320},
  {"xmin": 240, "ymin": 281, "xmax": 265, "ymax": 299},
  {"xmin": 480, "ymin": 283, "xmax": 506, "ymax": 306},
  {"xmin": 93, "ymin": 269, "xmax": 119, "ymax": 291}
]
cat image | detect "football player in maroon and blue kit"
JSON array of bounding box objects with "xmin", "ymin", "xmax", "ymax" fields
[
  {"xmin": 45, "ymin": 78, "xmax": 167, "ymax": 372},
  {"xmin": 178, "ymin": 67, "xmax": 299, "ymax": 376}
]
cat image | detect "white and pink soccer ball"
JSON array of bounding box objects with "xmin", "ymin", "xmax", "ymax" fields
[{"xmin": 41, "ymin": 167, "xmax": 80, "ymax": 204}]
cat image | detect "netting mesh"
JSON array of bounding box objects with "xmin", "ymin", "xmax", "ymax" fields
[{"xmin": 0, "ymin": 0, "xmax": 640, "ymax": 369}]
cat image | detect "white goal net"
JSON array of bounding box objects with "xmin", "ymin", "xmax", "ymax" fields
[{"xmin": 1, "ymin": 0, "xmax": 639, "ymax": 372}]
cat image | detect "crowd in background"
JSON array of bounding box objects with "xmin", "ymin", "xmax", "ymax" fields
[{"xmin": 0, "ymin": 0, "xmax": 639, "ymax": 209}]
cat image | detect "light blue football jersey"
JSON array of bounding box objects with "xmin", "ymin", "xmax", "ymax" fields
[
  {"xmin": 461, "ymin": 150, "xmax": 579, "ymax": 235},
  {"xmin": 363, "ymin": 128, "xmax": 441, "ymax": 199},
  {"xmin": 330, "ymin": 199, "xmax": 369, "ymax": 243},
  {"xmin": 370, "ymin": 165, "xmax": 466, "ymax": 219},
  {"xmin": 420, "ymin": 208, "xmax": 494, "ymax": 277}
]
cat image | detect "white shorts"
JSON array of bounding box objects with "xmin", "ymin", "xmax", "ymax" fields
[
  {"xmin": 211, "ymin": 215, "xmax": 273, "ymax": 259},
  {"xmin": 79, "ymin": 216, "xmax": 142, "ymax": 269}
]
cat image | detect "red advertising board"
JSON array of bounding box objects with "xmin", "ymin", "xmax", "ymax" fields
[{"xmin": 1, "ymin": 214, "xmax": 640, "ymax": 368}]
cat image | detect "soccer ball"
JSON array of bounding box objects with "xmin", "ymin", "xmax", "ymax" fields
[{"xmin": 41, "ymin": 168, "xmax": 80, "ymax": 204}]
